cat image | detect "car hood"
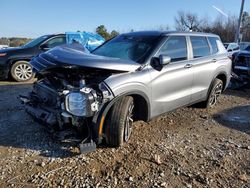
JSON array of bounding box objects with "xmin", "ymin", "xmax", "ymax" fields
[
  {"xmin": 30, "ymin": 45, "xmax": 141, "ymax": 73},
  {"xmin": 235, "ymin": 50, "xmax": 250, "ymax": 56},
  {"xmin": 0, "ymin": 47, "xmax": 23, "ymax": 53}
]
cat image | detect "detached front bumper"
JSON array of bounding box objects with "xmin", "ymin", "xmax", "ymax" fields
[{"xmin": 20, "ymin": 96, "xmax": 98, "ymax": 154}]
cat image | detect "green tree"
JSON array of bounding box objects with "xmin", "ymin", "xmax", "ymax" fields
[
  {"xmin": 96, "ymin": 25, "xmax": 120, "ymax": 40},
  {"xmin": 96, "ymin": 25, "xmax": 110, "ymax": 40},
  {"xmin": 110, "ymin": 30, "xmax": 119, "ymax": 39}
]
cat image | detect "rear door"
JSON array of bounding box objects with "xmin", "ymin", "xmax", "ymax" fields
[
  {"xmin": 188, "ymin": 36, "xmax": 219, "ymax": 102},
  {"xmin": 149, "ymin": 35, "xmax": 193, "ymax": 117}
]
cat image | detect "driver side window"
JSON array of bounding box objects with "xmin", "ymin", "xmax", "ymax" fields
[
  {"xmin": 45, "ymin": 37, "xmax": 66, "ymax": 48},
  {"xmin": 158, "ymin": 36, "xmax": 187, "ymax": 62}
]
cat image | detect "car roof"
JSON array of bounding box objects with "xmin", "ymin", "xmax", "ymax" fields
[
  {"xmin": 41, "ymin": 33, "xmax": 65, "ymax": 38},
  {"xmin": 121, "ymin": 31, "xmax": 219, "ymax": 38}
]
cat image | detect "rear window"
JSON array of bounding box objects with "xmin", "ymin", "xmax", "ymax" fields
[
  {"xmin": 208, "ymin": 37, "xmax": 219, "ymax": 54},
  {"xmin": 190, "ymin": 36, "xmax": 210, "ymax": 58}
]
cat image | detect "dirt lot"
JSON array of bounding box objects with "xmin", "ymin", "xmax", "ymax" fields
[{"xmin": 0, "ymin": 81, "xmax": 249, "ymax": 188}]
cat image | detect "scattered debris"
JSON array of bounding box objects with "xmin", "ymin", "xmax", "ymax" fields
[
  {"xmin": 154, "ymin": 154, "xmax": 162, "ymax": 165},
  {"xmin": 0, "ymin": 82, "xmax": 249, "ymax": 187}
]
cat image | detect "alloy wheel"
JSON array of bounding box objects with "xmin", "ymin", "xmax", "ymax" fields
[
  {"xmin": 14, "ymin": 63, "xmax": 33, "ymax": 81},
  {"xmin": 209, "ymin": 83, "xmax": 223, "ymax": 107},
  {"xmin": 124, "ymin": 101, "xmax": 134, "ymax": 142}
]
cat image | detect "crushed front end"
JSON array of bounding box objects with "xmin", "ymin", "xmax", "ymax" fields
[{"xmin": 21, "ymin": 52, "xmax": 116, "ymax": 153}]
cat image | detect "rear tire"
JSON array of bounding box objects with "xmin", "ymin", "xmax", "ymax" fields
[
  {"xmin": 199, "ymin": 78, "xmax": 223, "ymax": 108},
  {"xmin": 105, "ymin": 96, "xmax": 134, "ymax": 147},
  {"xmin": 10, "ymin": 61, "xmax": 34, "ymax": 82}
]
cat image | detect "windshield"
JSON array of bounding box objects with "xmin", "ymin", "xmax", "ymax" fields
[
  {"xmin": 92, "ymin": 35, "xmax": 161, "ymax": 64},
  {"xmin": 23, "ymin": 35, "xmax": 50, "ymax": 48}
]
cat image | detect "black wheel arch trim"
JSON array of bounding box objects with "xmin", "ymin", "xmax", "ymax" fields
[
  {"xmin": 8, "ymin": 57, "xmax": 33, "ymax": 69},
  {"xmin": 91, "ymin": 90, "xmax": 151, "ymax": 143}
]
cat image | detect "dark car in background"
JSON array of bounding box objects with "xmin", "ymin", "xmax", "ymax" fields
[
  {"xmin": 232, "ymin": 44, "xmax": 250, "ymax": 79},
  {"xmin": 0, "ymin": 34, "xmax": 66, "ymax": 82}
]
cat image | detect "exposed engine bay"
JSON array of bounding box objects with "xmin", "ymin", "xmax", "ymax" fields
[
  {"xmin": 21, "ymin": 67, "xmax": 115, "ymax": 153},
  {"xmin": 20, "ymin": 45, "xmax": 141, "ymax": 153}
]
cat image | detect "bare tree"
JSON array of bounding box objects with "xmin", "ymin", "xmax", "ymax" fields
[
  {"xmin": 200, "ymin": 15, "xmax": 238, "ymax": 42},
  {"xmin": 175, "ymin": 11, "xmax": 202, "ymax": 31},
  {"xmin": 241, "ymin": 11, "xmax": 250, "ymax": 41}
]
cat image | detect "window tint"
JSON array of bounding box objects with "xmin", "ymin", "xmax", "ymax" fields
[
  {"xmin": 158, "ymin": 36, "xmax": 187, "ymax": 62},
  {"xmin": 190, "ymin": 36, "xmax": 210, "ymax": 58},
  {"xmin": 208, "ymin": 37, "xmax": 219, "ymax": 54},
  {"xmin": 46, "ymin": 37, "xmax": 66, "ymax": 48},
  {"xmin": 92, "ymin": 35, "xmax": 161, "ymax": 64}
]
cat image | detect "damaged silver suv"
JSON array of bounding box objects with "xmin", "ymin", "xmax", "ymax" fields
[{"xmin": 22, "ymin": 31, "xmax": 231, "ymax": 152}]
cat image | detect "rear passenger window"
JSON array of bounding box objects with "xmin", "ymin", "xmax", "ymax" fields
[
  {"xmin": 208, "ymin": 37, "xmax": 219, "ymax": 54},
  {"xmin": 190, "ymin": 36, "xmax": 210, "ymax": 58},
  {"xmin": 158, "ymin": 36, "xmax": 187, "ymax": 62}
]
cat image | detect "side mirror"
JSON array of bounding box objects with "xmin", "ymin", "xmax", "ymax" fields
[
  {"xmin": 159, "ymin": 55, "xmax": 171, "ymax": 65},
  {"xmin": 40, "ymin": 43, "xmax": 49, "ymax": 50},
  {"xmin": 150, "ymin": 55, "xmax": 171, "ymax": 71}
]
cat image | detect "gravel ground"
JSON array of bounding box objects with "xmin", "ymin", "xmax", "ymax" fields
[{"xmin": 0, "ymin": 81, "xmax": 249, "ymax": 188}]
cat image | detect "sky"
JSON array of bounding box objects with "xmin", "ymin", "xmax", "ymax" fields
[{"xmin": 1, "ymin": 0, "xmax": 249, "ymax": 38}]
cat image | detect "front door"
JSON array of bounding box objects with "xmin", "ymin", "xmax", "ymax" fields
[{"xmin": 149, "ymin": 35, "xmax": 193, "ymax": 118}]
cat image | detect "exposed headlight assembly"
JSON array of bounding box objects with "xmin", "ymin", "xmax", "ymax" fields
[
  {"xmin": 65, "ymin": 88, "xmax": 98, "ymax": 117},
  {"xmin": 65, "ymin": 92, "xmax": 87, "ymax": 117}
]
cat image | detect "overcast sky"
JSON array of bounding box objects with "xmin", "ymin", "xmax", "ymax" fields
[{"xmin": 1, "ymin": 0, "xmax": 249, "ymax": 38}]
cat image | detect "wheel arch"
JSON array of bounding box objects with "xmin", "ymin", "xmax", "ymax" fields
[
  {"xmin": 92, "ymin": 90, "xmax": 151, "ymax": 143},
  {"xmin": 8, "ymin": 58, "xmax": 32, "ymax": 73},
  {"xmin": 206, "ymin": 71, "xmax": 228, "ymax": 99},
  {"xmin": 9, "ymin": 58, "xmax": 31, "ymax": 67},
  {"xmin": 214, "ymin": 72, "xmax": 228, "ymax": 91}
]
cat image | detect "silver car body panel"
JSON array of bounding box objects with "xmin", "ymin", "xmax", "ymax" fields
[{"xmin": 104, "ymin": 32, "xmax": 231, "ymax": 119}]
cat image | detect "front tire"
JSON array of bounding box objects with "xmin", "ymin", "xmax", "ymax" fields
[
  {"xmin": 10, "ymin": 61, "xmax": 34, "ymax": 82},
  {"xmin": 106, "ymin": 96, "xmax": 134, "ymax": 147}
]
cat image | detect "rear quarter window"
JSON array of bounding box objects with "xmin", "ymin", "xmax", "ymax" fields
[
  {"xmin": 208, "ymin": 37, "xmax": 219, "ymax": 54},
  {"xmin": 190, "ymin": 36, "xmax": 210, "ymax": 58}
]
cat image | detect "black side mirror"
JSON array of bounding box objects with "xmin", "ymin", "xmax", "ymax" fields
[
  {"xmin": 150, "ymin": 55, "xmax": 171, "ymax": 71},
  {"xmin": 40, "ymin": 43, "xmax": 49, "ymax": 50}
]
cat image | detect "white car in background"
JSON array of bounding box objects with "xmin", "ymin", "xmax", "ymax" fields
[
  {"xmin": 0, "ymin": 45, "xmax": 9, "ymax": 49},
  {"xmin": 223, "ymin": 42, "xmax": 240, "ymax": 57},
  {"xmin": 223, "ymin": 43, "xmax": 240, "ymax": 52}
]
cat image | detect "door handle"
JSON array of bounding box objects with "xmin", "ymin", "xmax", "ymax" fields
[
  {"xmin": 212, "ymin": 59, "xmax": 217, "ymax": 63},
  {"xmin": 184, "ymin": 64, "xmax": 193, "ymax": 68}
]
